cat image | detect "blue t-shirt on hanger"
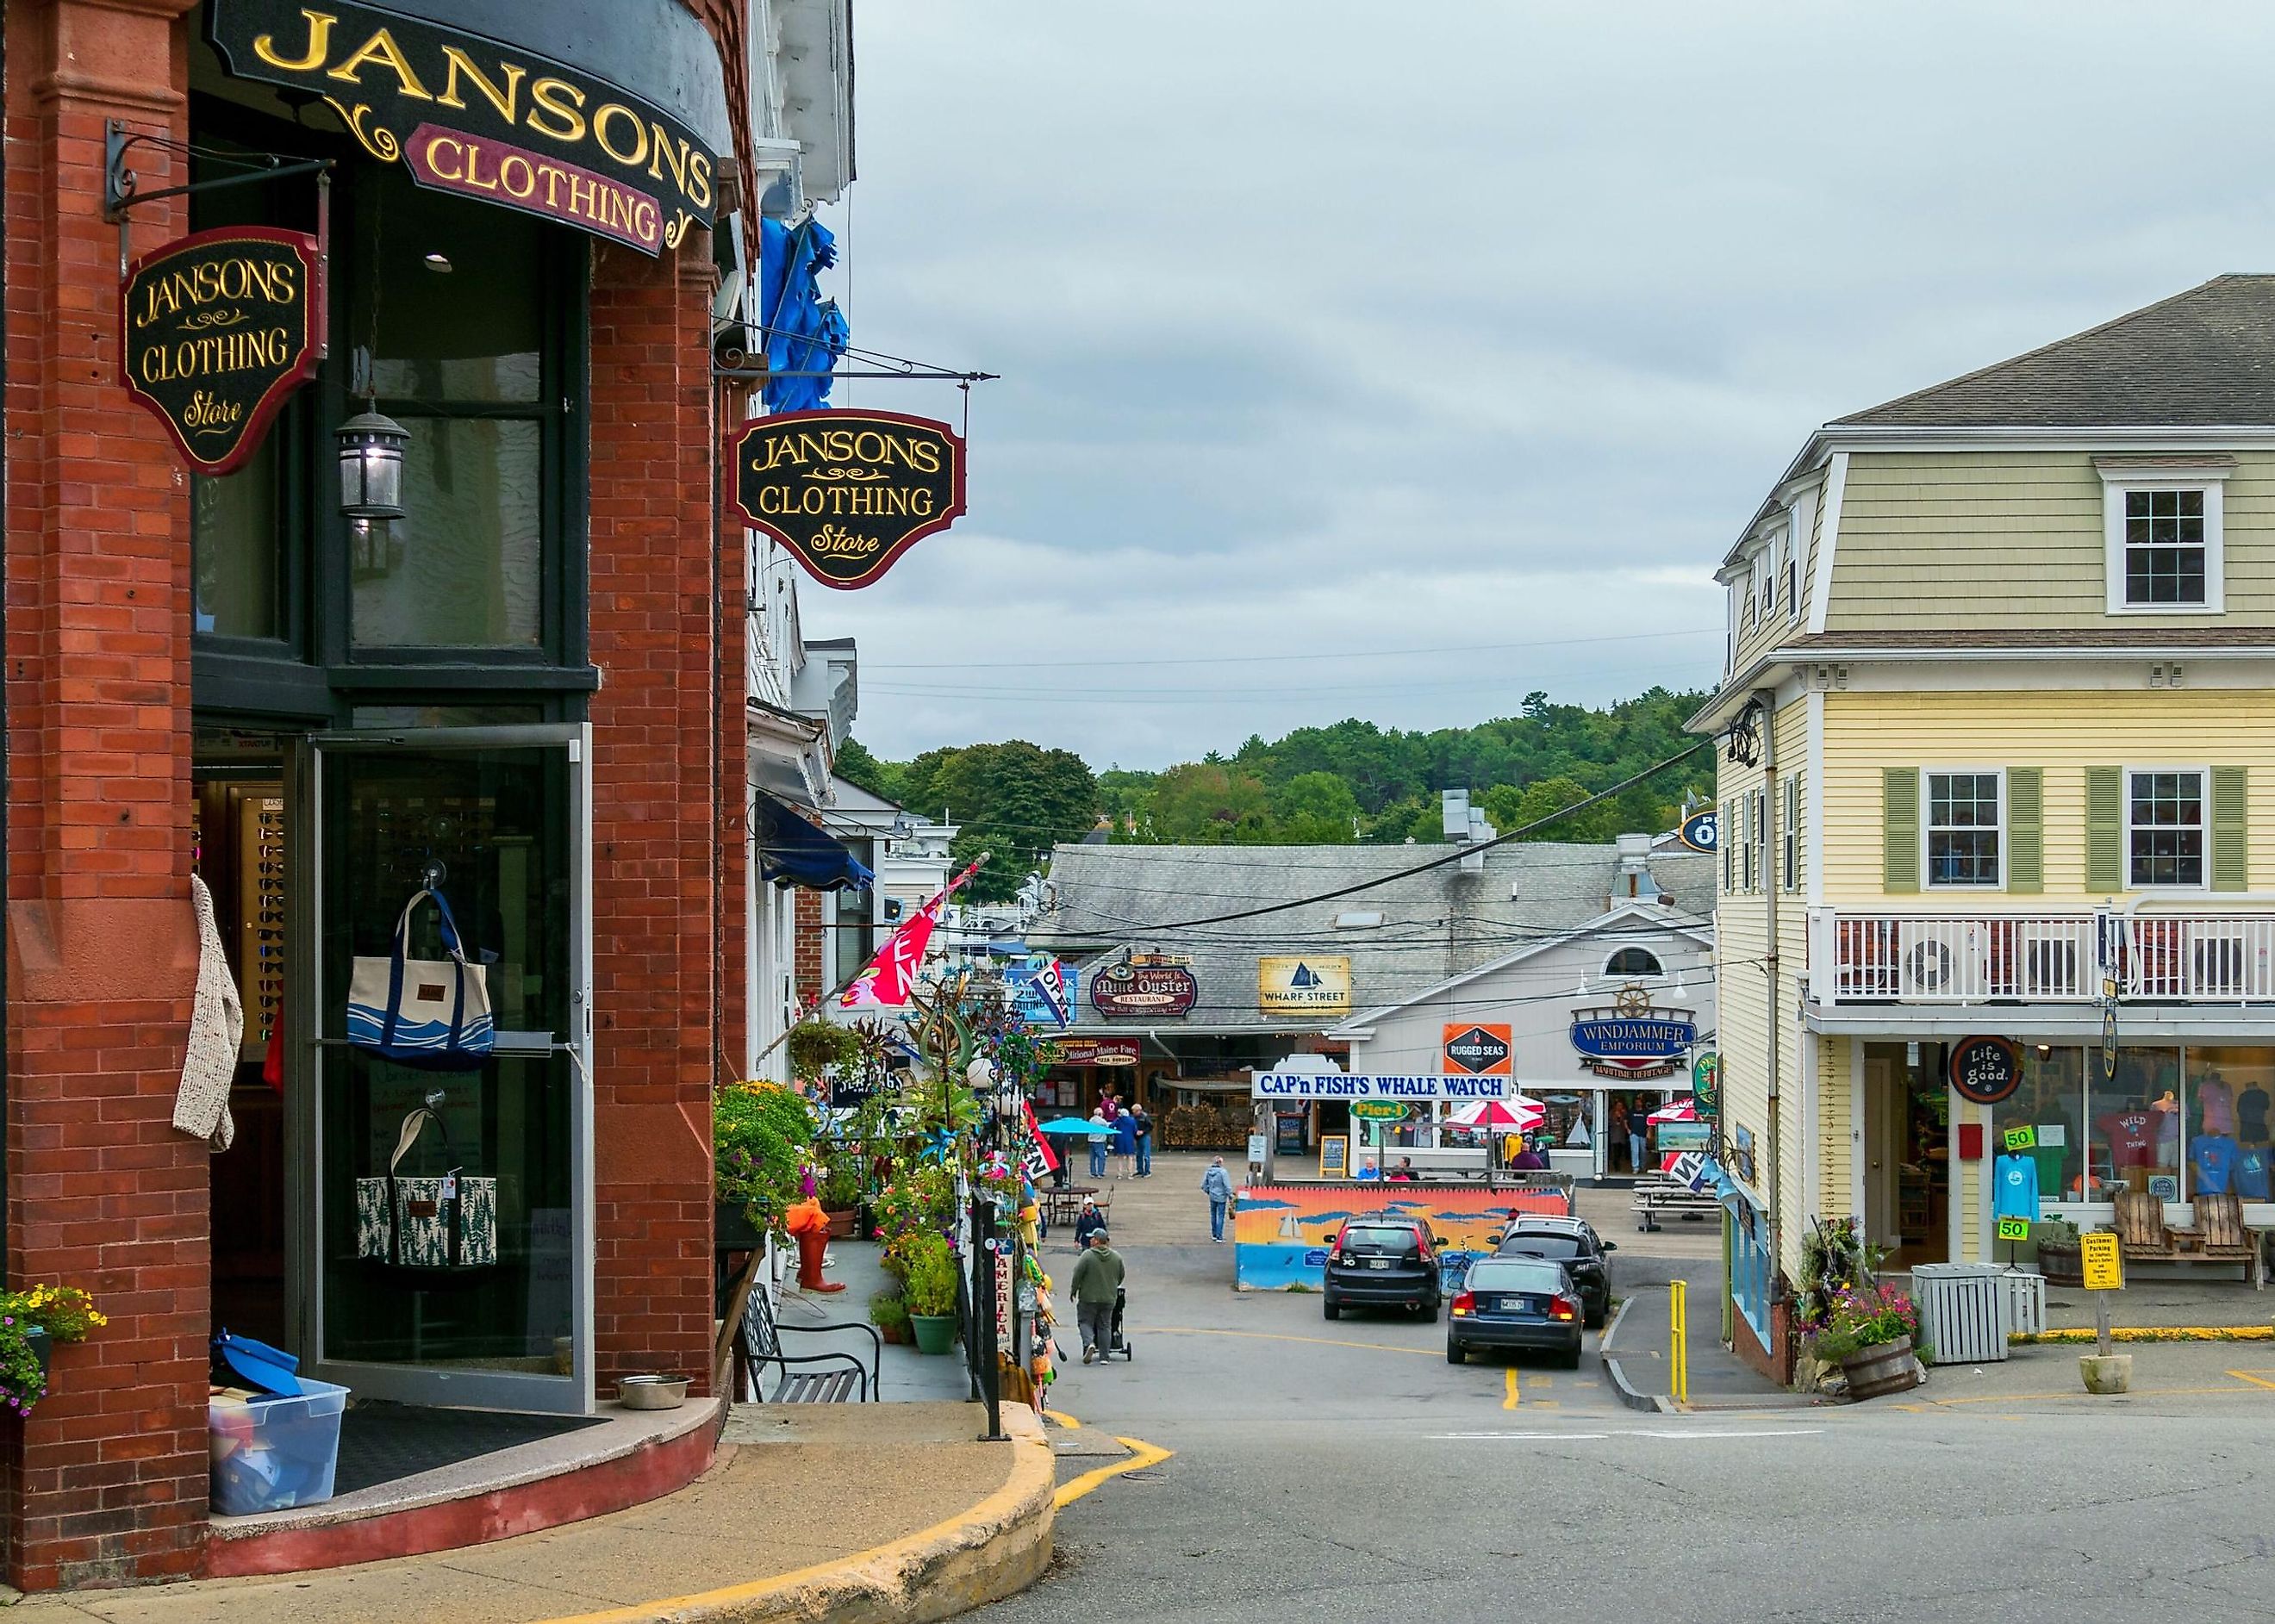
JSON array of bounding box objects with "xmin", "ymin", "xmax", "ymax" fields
[
  {"xmin": 2191, "ymin": 1134, "xmax": 2241, "ymax": 1197},
  {"xmin": 1994, "ymin": 1154, "xmax": 2041, "ymax": 1221},
  {"xmin": 2236, "ymin": 1143, "xmax": 2272, "ymax": 1200}
]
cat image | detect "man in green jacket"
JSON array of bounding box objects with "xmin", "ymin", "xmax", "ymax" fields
[{"xmin": 1070, "ymin": 1229, "xmax": 1125, "ymax": 1363}]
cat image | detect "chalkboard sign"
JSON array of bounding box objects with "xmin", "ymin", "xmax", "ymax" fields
[
  {"xmin": 1319, "ymin": 1135, "xmax": 1349, "ymax": 1179},
  {"xmin": 1949, "ymin": 1036, "xmax": 2022, "ymax": 1105}
]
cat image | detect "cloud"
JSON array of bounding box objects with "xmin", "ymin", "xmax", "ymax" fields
[{"xmin": 801, "ymin": 0, "xmax": 2275, "ymax": 766}]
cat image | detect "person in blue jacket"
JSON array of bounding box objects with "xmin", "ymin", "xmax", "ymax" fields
[{"xmin": 1111, "ymin": 1108, "xmax": 1138, "ymax": 1179}]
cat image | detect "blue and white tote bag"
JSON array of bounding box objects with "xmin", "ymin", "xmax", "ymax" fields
[{"xmin": 346, "ymin": 889, "xmax": 495, "ymax": 1070}]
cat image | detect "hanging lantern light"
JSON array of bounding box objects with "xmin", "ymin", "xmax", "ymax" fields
[{"xmin": 336, "ymin": 410, "xmax": 409, "ymax": 520}]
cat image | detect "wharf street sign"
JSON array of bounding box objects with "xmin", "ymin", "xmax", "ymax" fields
[
  {"xmin": 122, "ymin": 227, "xmax": 324, "ymax": 476},
  {"xmin": 731, "ymin": 410, "xmax": 968, "ymax": 589},
  {"xmin": 1088, "ymin": 961, "xmax": 1198, "ymax": 1018},
  {"xmin": 1258, "ymin": 955, "xmax": 1351, "ymax": 1016},
  {"xmin": 207, "ymin": 0, "xmax": 720, "ymax": 252}
]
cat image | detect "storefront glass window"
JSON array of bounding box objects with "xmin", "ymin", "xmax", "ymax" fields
[
  {"xmin": 2185, "ymin": 1047, "xmax": 2275, "ymax": 1200},
  {"xmin": 2088, "ymin": 1046, "xmax": 2183, "ymax": 1203},
  {"xmin": 352, "ymin": 419, "xmax": 543, "ymax": 648},
  {"xmin": 1994, "ymin": 1047, "xmax": 2084, "ymax": 1204},
  {"xmin": 192, "ymin": 439, "xmax": 284, "ymax": 639}
]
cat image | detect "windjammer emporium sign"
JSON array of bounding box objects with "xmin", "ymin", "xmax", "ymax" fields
[
  {"xmin": 732, "ymin": 410, "xmax": 968, "ymax": 589},
  {"xmin": 121, "ymin": 227, "xmax": 324, "ymax": 476},
  {"xmin": 1568, "ymin": 983, "xmax": 1697, "ymax": 1080}
]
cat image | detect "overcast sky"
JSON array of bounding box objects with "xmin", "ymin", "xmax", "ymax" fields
[{"xmin": 804, "ymin": 2, "xmax": 2275, "ymax": 769}]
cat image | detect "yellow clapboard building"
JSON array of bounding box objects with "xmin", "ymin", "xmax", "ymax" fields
[{"xmin": 1691, "ymin": 277, "xmax": 2275, "ymax": 1377}]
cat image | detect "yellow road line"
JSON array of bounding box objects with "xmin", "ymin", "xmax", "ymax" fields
[
  {"xmin": 1150, "ymin": 1326, "xmax": 1439, "ymax": 1358},
  {"xmin": 1055, "ymin": 1435, "xmax": 1173, "ymax": 1509},
  {"xmin": 1044, "ymin": 1408, "xmax": 1082, "ymax": 1428},
  {"xmin": 1503, "ymin": 1368, "xmax": 1520, "ymax": 1409},
  {"xmin": 2226, "ymin": 1369, "xmax": 2275, "ymax": 1391}
]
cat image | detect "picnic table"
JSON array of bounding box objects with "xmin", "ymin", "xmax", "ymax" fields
[{"xmin": 1044, "ymin": 1185, "xmax": 1107, "ymax": 1226}]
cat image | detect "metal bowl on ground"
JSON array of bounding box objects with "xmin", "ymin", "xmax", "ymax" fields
[{"xmin": 616, "ymin": 1374, "xmax": 689, "ymax": 1410}]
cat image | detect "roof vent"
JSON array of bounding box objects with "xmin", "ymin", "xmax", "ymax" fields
[{"xmin": 1333, "ymin": 911, "xmax": 1385, "ymax": 930}]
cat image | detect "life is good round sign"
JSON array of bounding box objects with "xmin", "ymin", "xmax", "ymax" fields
[{"xmin": 1948, "ymin": 1036, "xmax": 2022, "ymax": 1105}]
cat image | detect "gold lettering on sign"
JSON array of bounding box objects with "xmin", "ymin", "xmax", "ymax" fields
[
  {"xmin": 807, "ymin": 525, "xmax": 883, "ymax": 558},
  {"xmin": 325, "ymin": 27, "xmax": 435, "ymax": 101},
  {"xmin": 253, "ymin": 7, "xmax": 336, "ymax": 72},
  {"xmin": 526, "ymin": 77, "xmax": 588, "ymax": 143},
  {"xmin": 436, "ymin": 45, "xmax": 524, "ymax": 121}
]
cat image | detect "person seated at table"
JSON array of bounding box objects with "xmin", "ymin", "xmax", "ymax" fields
[
  {"xmin": 1510, "ymin": 1136, "xmax": 1548, "ymax": 1172},
  {"xmin": 1386, "ymin": 1157, "xmax": 1418, "ymax": 1181}
]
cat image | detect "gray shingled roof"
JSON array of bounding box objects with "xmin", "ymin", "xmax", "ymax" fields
[
  {"xmin": 1835, "ymin": 275, "xmax": 2275, "ymax": 428},
  {"xmin": 1028, "ymin": 840, "xmax": 1716, "ymax": 1036}
]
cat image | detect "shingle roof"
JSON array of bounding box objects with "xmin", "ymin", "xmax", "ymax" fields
[
  {"xmin": 1834, "ymin": 276, "xmax": 2275, "ymax": 428},
  {"xmin": 1027, "ymin": 841, "xmax": 1717, "ymax": 1036}
]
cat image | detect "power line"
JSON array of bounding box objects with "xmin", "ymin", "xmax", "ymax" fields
[{"xmin": 865, "ymin": 628, "xmax": 1723, "ymax": 673}]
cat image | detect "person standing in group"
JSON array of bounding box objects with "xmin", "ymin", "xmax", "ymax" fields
[
  {"xmin": 1111, "ymin": 1107, "xmax": 1138, "ymax": 1179},
  {"xmin": 1627, "ymin": 1103, "xmax": 1648, "ymax": 1176},
  {"xmin": 1099, "ymin": 1092, "xmax": 1120, "ymax": 1123},
  {"xmin": 1201, "ymin": 1155, "xmax": 1236, "ymax": 1242},
  {"xmin": 1131, "ymin": 1102, "xmax": 1154, "ymax": 1177},
  {"xmin": 1071, "ymin": 1229, "xmax": 1125, "ymax": 1363},
  {"xmin": 1087, "ymin": 1107, "xmax": 1110, "ymax": 1178}
]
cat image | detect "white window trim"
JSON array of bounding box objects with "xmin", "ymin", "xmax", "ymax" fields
[
  {"xmin": 1601, "ymin": 947, "xmax": 1665, "ymax": 980},
  {"xmin": 1780, "ymin": 774, "xmax": 1800, "ymax": 893},
  {"xmin": 2100, "ymin": 467, "xmax": 2228, "ymax": 615},
  {"xmin": 1921, "ymin": 767, "xmax": 2007, "ymax": 893},
  {"xmin": 2122, "ymin": 763, "xmax": 2212, "ymax": 892}
]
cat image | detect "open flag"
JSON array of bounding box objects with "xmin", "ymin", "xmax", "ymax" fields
[
  {"xmin": 836, "ymin": 858, "xmax": 982, "ymax": 1010},
  {"xmin": 1027, "ymin": 956, "xmax": 1071, "ymax": 1027},
  {"xmin": 1022, "ymin": 1100, "xmax": 1061, "ymax": 1181}
]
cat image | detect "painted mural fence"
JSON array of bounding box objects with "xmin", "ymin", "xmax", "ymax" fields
[{"xmin": 1233, "ymin": 1182, "xmax": 1575, "ymax": 1291}]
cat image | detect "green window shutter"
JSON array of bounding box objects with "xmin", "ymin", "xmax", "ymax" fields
[
  {"xmin": 2213, "ymin": 767, "xmax": 2248, "ymax": 893},
  {"xmin": 2085, "ymin": 768, "xmax": 2123, "ymax": 893},
  {"xmin": 2006, "ymin": 768, "xmax": 2042, "ymax": 893},
  {"xmin": 1882, "ymin": 768, "xmax": 1919, "ymax": 893}
]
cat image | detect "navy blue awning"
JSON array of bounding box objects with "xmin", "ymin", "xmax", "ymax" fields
[{"xmin": 755, "ymin": 794, "xmax": 872, "ymax": 892}]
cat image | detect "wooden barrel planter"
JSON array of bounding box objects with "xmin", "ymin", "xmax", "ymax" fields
[
  {"xmin": 2038, "ymin": 1241, "xmax": 2085, "ymax": 1289},
  {"xmin": 1841, "ymin": 1337, "xmax": 1917, "ymax": 1401}
]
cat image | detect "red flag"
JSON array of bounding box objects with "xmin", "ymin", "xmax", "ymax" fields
[
  {"xmin": 1023, "ymin": 1100, "xmax": 1061, "ymax": 1177},
  {"xmin": 836, "ymin": 859, "xmax": 982, "ymax": 1010}
]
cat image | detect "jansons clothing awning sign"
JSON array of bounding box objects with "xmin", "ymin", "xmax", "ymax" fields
[
  {"xmin": 121, "ymin": 227, "xmax": 324, "ymax": 476},
  {"xmin": 207, "ymin": 0, "xmax": 720, "ymax": 254},
  {"xmin": 732, "ymin": 410, "xmax": 968, "ymax": 589}
]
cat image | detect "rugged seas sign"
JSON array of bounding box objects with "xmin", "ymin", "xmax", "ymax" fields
[
  {"xmin": 731, "ymin": 410, "xmax": 968, "ymax": 590},
  {"xmin": 207, "ymin": 0, "xmax": 720, "ymax": 253},
  {"xmin": 121, "ymin": 227, "xmax": 323, "ymax": 476}
]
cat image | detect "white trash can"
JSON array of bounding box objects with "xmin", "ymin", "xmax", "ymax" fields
[{"xmin": 1910, "ymin": 1263, "xmax": 2009, "ymax": 1364}]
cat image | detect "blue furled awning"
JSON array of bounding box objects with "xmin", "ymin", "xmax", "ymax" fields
[
  {"xmin": 759, "ymin": 217, "xmax": 849, "ymax": 413},
  {"xmin": 755, "ymin": 793, "xmax": 872, "ymax": 892}
]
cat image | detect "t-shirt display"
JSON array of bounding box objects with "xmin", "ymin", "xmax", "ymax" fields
[
  {"xmin": 2191, "ymin": 1134, "xmax": 2241, "ymax": 1197},
  {"xmin": 2097, "ymin": 1111, "xmax": 2158, "ymax": 1167},
  {"xmin": 2198, "ymin": 1076, "xmax": 2238, "ymax": 1136},
  {"xmin": 1993, "ymin": 1154, "xmax": 2041, "ymax": 1221},
  {"xmin": 2238, "ymin": 1144, "xmax": 2272, "ymax": 1200},
  {"xmin": 2241, "ymin": 1085, "xmax": 2271, "ymax": 1143}
]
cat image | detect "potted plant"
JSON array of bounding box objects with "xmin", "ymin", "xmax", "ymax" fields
[
  {"xmin": 1809, "ymin": 1282, "xmax": 1923, "ymax": 1401},
  {"xmin": 869, "ymin": 1290, "xmax": 911, "ymax": 1347},
  {"xmin": 901, "ymin": 1232, "xmax": 961, "ymax": 1355},
  {"xmin": 2035, "ymin": 1218, "xmax": 2084, "ymax": 1287},
  {"xmin": 714, "ymin": 1080, "xmax": 818, "ymax": 1248},
  {"xmin": 785, "ymin": 1019, "xmax": 861, "ymax": 1086},
  {"xmin": 818, "ymin": 1160, "xmax": 864, "ymax": 1240},
  {"xmin": 0, "ymin": 1284, "xmax": 103, "ymax": 1418}
]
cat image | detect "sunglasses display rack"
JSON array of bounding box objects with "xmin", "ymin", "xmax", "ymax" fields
[{"xmin": 236, "ymin": 794, "xmax": 286, "ymax": 1060}]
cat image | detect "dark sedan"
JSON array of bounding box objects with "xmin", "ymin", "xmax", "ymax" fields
[
  {"xmin": 1322, "ymin": 1216, "xmax": 1441, "ymax": 1320},
  {"xmin": 1493, "ymin": 1223, "xmax": 1613, "ymax": 1328},
  {"xmin": 1445, "ymin": 1256, "xmax": 1583, "ymax": 1367}
]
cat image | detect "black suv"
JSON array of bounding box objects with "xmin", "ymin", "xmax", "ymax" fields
[
  {"xmin": 1323, "ymin": 1214, "xmax": 1442, "ymax": 1321},
  {"xmin": 1492, "ymin": 1216, "xmax": 1614, "ymax": 1328}
]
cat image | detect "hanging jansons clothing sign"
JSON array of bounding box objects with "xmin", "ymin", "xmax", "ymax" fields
[
  {"xmin": 121, "ymin": 227, "xmax": 324, "ymax": 476},
  {"xmin": 731, "ymin": 410, "xmax": 968, "ymax": 590},
  {"xmin": 206, "ymin": 0, "xmax": 720, "ymax": 254}
]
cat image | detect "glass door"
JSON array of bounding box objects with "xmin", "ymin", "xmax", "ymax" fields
[{"xmin": 301, "ymin": 725, "xmax": 592, "ymax": 1413}]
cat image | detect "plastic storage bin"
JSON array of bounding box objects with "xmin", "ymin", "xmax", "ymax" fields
[{"xmin": 209, "ymin": 1379, "xmax": 350, "ymax": 1515}]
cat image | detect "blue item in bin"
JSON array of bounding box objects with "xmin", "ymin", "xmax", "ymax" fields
[
  {"xmin": 213, "ymin": 1329, "xmax": 302, "ymax": 1397},
  {"xmin": 209, "ymin": 1379, "xmax": 349, "ymax": 1515}
]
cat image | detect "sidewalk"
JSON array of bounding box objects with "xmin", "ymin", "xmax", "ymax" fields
[
  {"xmin": 1601, "ymin": 1255, "xmax": 1817, "ymax": 1413},
  {"xmin": 13, "ymin": 1404, "xmax": 1051, "ymax": 1624}
]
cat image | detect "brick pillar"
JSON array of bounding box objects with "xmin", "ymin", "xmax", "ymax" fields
[
  {"xmin": 793, "ymin": 890, "xmax": 824, "ymax": 1004},
  {"xmin": 587, "ymin": 236, "xmax": 723, "ymax": 1393},
  {"xmin": 3, "ymin": 0, "xmax": 209, "ymax": 1590}
]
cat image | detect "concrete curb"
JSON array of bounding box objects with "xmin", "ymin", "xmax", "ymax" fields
[
  {"xmin": 1596, "ymin": 1297, "xmax": 1667, "ymax": 1414},
  {"xmin": 537, "ymin": 1406, "xmax": 1056, "ymax": 1624}
]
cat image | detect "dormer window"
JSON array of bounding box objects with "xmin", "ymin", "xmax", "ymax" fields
[{"xmin": 2098, "ymin": 458, "xmax": 2230, "ymax": 614}]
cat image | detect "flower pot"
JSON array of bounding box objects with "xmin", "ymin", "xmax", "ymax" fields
[
  {"xmin": 824, "ymin": 1207, "xmax": 859, "ymax": 1240},
  {"xmin": 908, "ymin": 1313, "xmax": 957, "ymax": 1355},
  {"xmin": 2038, "ymin": 1241, "xmax": 2085, "ymax": 1289},
  {"xmin": 25, "ymin": 1328, "xmax": 49, "ymax": 1381},
  {"xmin": 877, "ymin": 1322, "xmax": 907, "ymax": 1346},
  {"xmin": 1839, "ymin": 1336, "xmax": 1917, "ymax": 1401},
  {"xmin": 2079, "ymin": 1353, "xmax": 2133, "ymax": 1394}
]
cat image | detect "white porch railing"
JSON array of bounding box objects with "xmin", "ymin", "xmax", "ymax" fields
[{"xmin": 1808, "ymin": 908, "xmax": 2275, "ymax": 1004}]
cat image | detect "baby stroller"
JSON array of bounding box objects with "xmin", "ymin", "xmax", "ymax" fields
[{"xmin": 1106, "ymin": 1285, "xmax": 1134, "ymax": 1360}]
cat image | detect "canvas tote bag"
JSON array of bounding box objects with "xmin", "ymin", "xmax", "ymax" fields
[
  {"xmin": 346, "ymin": 889, "xmax": 494, "ymax": 1070},
  {"xmin": 355, "ymin": 1104, "xmax": 499, "ymax": 1274}
]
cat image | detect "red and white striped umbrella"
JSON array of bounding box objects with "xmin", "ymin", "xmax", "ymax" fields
[
  {"xmin": 1647, "ymin": 1097, "xmax": 1698, "ymax": 1124},
  {"xmin": 1446, "ymin": 1095, "xmax": 1546, "ymax": 1131}
]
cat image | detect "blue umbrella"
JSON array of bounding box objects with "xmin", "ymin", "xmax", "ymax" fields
[{"xmin": 1038, "ymin": 1117, "xmax": 1112, "ymax": 1136}]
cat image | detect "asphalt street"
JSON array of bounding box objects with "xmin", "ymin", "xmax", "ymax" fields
[{"xmin": 991, "ymin": 1168, "xmax": 2275, "ymax": 1624}]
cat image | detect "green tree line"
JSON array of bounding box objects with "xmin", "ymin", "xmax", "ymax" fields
[{"xmin": 835, "ymin": 686, "xmax": 1714, "ymax": 895}]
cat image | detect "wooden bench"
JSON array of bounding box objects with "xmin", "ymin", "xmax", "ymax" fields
[
  {"xmin": 738, "ymin": 1284, "xmax": 881, "ymax": 1403},
  {"xmin": 1632, "ymin": 1177, "xmax": 1723, "ymax": 1232}
]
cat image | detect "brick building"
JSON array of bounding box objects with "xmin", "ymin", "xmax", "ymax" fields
[{"xmin": 3, "ymin": 0, "xmax": 853, "ymax": 1590}]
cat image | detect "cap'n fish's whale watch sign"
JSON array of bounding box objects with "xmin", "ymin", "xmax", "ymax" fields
[
  {"xmin": 732, "ymin": 409, "xmax": 968, "ymax": 589},
  {"xmin": 206, "ymin": 0, "xmax": 720, "ymax": 253},
  {"xmin": 121, "ymin": 227, "xmax": 324, "ymax": 476}
]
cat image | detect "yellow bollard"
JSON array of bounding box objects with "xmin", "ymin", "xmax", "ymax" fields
[{"xmin": 1669, "ymin": 1279, "xmax": 1689, "ymax": 1407}]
